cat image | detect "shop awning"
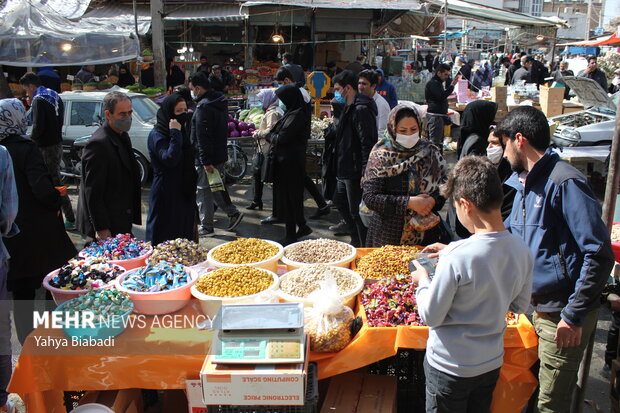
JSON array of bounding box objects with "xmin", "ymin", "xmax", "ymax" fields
[
  {"xmin": 164, "ymin": 4, "xmax": 248, "ymax": 22},
  {"xmin": 558, "ymin": 32, "xmax": 620, "ymax": 46},
  {"xmin": 79, "ymin": 4, "xmax": 151, "ymax": 35},
  {"xmin": 0, "ymin": 2, "xmax": 141, "ymax": 67},
  {"xmin": 241, "ymin": 0, "xmax": 424, "ymax": 11},
  {"xmin": 424, "ymin": 0, "xmax": 567, "ymax": 28},
  {"xmin": 4, "ymin": 0, "xmax": 91, "ymax": 19}
]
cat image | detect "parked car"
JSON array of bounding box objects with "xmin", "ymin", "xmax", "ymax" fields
[
  {"xmin": 550, "ymin": 76, "xmax": 617, "ymax": 147},
  {"xmin": 59, "ymin": 90, "xmax": 158, "ymax": 184}
]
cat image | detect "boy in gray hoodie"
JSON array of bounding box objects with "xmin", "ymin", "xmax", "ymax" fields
[{"xmin": 412, "ymin": 156, "xmax": 533, "ymax": 413}]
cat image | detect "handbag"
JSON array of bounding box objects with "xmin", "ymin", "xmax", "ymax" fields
[
  {"xmin": 251, "ymin": 152, "xmax": 264, "ymax": 175},
  {"xmin": 261, "ymin": 148, "xmax": 275, "ymax": 183}
]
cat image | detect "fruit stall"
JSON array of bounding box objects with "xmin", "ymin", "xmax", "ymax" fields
[{"xmin": 7, "ymin": 237, "xmax": 538, "ymax": 412}]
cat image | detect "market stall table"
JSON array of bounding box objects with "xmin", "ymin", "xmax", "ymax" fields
[{"xmin": 9, "ymin": 264, "xmax": 538, "ymax": 413}]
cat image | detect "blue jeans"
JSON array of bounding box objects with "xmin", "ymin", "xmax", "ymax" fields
[
  {"xmin": 424, "ymin": 358, "xmax": 500, "ymax": 413},
  {"xmin": 0, "ymin": 260, "xmax": 11, "ymax": 406}
]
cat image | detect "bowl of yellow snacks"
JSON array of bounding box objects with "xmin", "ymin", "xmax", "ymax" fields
[
  {"xmin": 190, "ymin": 266, "xmax": 280, "ymax": 317},
  {"xmin": 207, "ymin": 238, "xmax": 283, "ymax": 273}
]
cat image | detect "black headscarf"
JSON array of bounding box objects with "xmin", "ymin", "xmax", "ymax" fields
[
  {"xmin": 275, "ymin": 85, "xmax": 307, "ymax": 115},
  {"xmin": 154, "ymin": 93, "xmax": 196, "ymax": 199},
  {"xmin": 117, "ymin": 64, "xmax": 136, "ymax": 87},
  {"xmin": 456, "ymin": 100, "xmax": 497, "ymax": 158}
]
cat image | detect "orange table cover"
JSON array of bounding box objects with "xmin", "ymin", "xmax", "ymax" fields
[{"xmin": 9, "ymin": 252, "xmax": 539, "ymax": 413}]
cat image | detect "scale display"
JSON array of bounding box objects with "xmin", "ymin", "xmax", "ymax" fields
[{"xmin": 212, "ymin": 303, "xmax": 306, "ymax": 364}]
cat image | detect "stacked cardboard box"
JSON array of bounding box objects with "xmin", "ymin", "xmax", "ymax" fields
[
  {"xmin": 539, "ymin": 86, "xmax": 565, "ymax": 118},
  {"xmin": 320, "ymin": 372, "xmax": 397, "ymax": 413},
  {"xmin": 562, "ymin": 101, "xmax": 585, "ymax": 114},
  {"xmin": 491, "ymin": 87, "xmax": 508, "ymax": 112}
]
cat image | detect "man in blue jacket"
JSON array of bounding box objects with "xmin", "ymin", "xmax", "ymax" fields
[
  {"xmin": 375, "ymin": 69, "xmax": 398, "ymax": 109},
  {"xmin": 496, "ymin": 106, "xmax": 614, "ymax": 413}
]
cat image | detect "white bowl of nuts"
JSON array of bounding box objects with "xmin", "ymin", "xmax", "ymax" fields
[
  {"xmin": 281, "ymin": 239, "xmax": 357, "ymax": 271},
  {"xmin": 207, "ymin": 238, "xmax": 283, "ymax": 273},
  {"xmin": 277, "ymin": 265, "xmax": 364, "ymax": 310},
  {"xmin": 190, "ymin": 266, "xmax": 280, "ymax": 318}
]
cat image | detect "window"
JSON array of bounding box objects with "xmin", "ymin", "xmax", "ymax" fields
[
  {"xmin": 531, "ymin": 0, "xmax": 542, "ymax": 15},
  {"xmin": 131, "ymin": 96, "xmax": 158, "ymax": 124},
  {"xmin": 69, "ymin": 101, "xmax": 102, "ymax": 126}
]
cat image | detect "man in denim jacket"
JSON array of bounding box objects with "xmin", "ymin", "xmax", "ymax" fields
[{"xmin": 496, "ymin": 106, "xmax": 614, "ymax": 412}]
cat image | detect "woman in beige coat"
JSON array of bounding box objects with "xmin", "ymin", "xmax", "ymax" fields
[{"xmin": 247, "ymin": 88, "xmax": 284, "ymax": 210}]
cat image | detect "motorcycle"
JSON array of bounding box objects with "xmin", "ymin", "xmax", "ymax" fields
[{"xmin": 60, "ymin": 135, "xmax": 90, "ymax": 185}]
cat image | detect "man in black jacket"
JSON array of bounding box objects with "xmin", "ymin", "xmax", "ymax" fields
[
  {"xmin": 505, "ymin": 53, "xmax": 524, "ymax": 86},
  {"xmin": 578, "ymin": 55, "xmax": 608, "ymax": 92},
  {"xmin": 189, "ymin": 72, "xmax": 243, "ymax": 236},
  {"xmin": 19, "ymin": 72, "xmax": 75, "ymax": 229},
  {"xmin": 425, "ymin": 64, "xmax": 460, "ymax": 149},
  {"xmin": 282, "ymin": 52, "xmax": 306, "ymax": 87},
  {"xmin": 330, "ymin": 70, "xmax": 377, "ymax": 247},
  {"xmin": 77, "ymin": 91, "xmax": 141, "ymax": 240}
]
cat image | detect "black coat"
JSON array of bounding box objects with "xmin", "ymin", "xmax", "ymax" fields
[
  {"xmin": 191, "ymin": 91, "xmax": 229, "ymax": 167},
  {"xmin": 31, "ymin": 96, "xmax": 64, "ymax": 148},
  {"xmin": 1, "ymin": 135, "xmax": 77, "ymax": 291},
  {"xmin": 505, "ymin": 61, "xmax": 521, "ymax": 86},
  {"xmin": 332, "ymin": 93, "xmax": 377, "ymax": 180},
  {"xmin": 425, "ymin": 75, "xmax": 453, "ymax": 114},
  {"xmin": 77, "ymin": 122, "xmax": 142, "ymax": 238}
]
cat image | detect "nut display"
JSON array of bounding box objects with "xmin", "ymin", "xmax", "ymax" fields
[
  {"xmin": 284, "ymin": 239, "xmax": 353, "ymax": 263},
  {"xmin": 148, "ymin": 238, "xmax": 208, "ymax": 266},
  {"xmin": 80, "ymin": 233, "xmax": 151, "ymax": 261},
  {"xmin": 211, "ymin": 238, "xmax": 278, "ymax": 264},
  {"xmin": 121, "ymin": 262, "xmax": 190, "ymax": 292},
  {"xmin": 61, "ymin": 289, "xmax": 132, "ymax": 323},
  {"xmin": 280, "ymin": 265, "xmax": 358, "ymax": 298},
  {"xmin": 50, "ymin": 258, "xmax": 124, "ymax": 290},
  {"xmin": 612, "ymin": 223, "xmax": 620, "ymax": 243},
  {"xmin": 506, "ymin": 312, "xmax": 519, "ymax": 326},
  {"xmin": 356, "ymin": 245, "xmax": 423, "ymax": 280},
  {"xmin": 304, "ymin": 305, "xmax": 354, "ymax": 352},
  {"xmin": 195, "ymin": 266, "xmax": 274, "ymax": 297}
]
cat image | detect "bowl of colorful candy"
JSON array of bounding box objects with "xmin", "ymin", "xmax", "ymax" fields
[
  {"xmin": 79, "ymin": 234, "xmax": 152, "ymax": 270},
  {"xmin": 43, "ymin": 259, "xmax": 126, "ymax": 305},
  {"xmin": 55, "ymin": 288, "xmax": 134, "ymax": 340},
  {"xmin": 114, "ymin": 261, "xmax": 198, "ymax": 315}
]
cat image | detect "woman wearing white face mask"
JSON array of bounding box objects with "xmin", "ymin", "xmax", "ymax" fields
[{"xmin": 362, "ymin": 105, "xmax": 449, "ymax": 247}]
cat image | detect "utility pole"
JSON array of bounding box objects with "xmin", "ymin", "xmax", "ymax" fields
[
  {"xmin": 150, "ymin": 0, "xmax": 166, "ymax": 88},
  {"xmin": 132, "ymin": 0, "xmax": 143, "ymax": 87},
  {"xmin": 586, "ymin": 0, "xmax": 593, "ymax": 39}
]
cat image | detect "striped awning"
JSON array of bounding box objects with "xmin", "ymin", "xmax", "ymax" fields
[{"xmin": 164, "ymin": 4, "xmax": 248, "ymax": 22}]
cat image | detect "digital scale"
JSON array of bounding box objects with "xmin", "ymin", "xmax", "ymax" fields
[{"xmin": 212, "ymin": 303, "xmax": 306, "ymax": 364}]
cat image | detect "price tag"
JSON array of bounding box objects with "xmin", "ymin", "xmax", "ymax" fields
[{"xmin": 66, "ymin": 75, "xmax": 74, "ymax": 81}]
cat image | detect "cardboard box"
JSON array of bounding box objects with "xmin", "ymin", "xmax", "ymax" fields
[
  {"xmin": 186, "ymin": 380, "xmax": 208, "ymax": 413},
  {"xmin": 563, "ymin": 101, "xmax": 584, "ymax": 114},
  {"xmin": 491, "ymin": 87, "xmax": 507, "ymax": 110},
  {"xmin": 320, "ymin": 373, "xmax": 396, "ymax": 413},
  {"xmin": 201, "ymin": 356, "xmax": 308, "ymax": 406},
  {"xmin": 79, "ymin": 389, "xmax": 143, "ymax": 413},
  {"xmin": 540, "ymin": 85, "xmax": 565, "ymax": 103},
  {"xmin": 320, "ymin": 371, "xmax": 365, "ymax": 413},
  {"xmin": 357, "ymin": 375, "xmax": 397, "ymax": 413}
]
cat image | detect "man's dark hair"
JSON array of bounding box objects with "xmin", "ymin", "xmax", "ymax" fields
[
  {"xmin": 326, "ymin": 61, "xmax": 337, "ymax": 68},
  {"xmin": 275, "ymin": 67, "xmax": 294, "ymax": 82},
  {"xmin": 358, "ymin": 69, "xmax": 378, "ymax": 86},
  {"xmin": 587, "ymin": 55, "xmax": 597, "ymax": 64},
  {"xmin": 190, "ymin": 72, "xmax": 210, "ymax": 90},
  {"xmin": 495, "ymin": 106, "xmax": 550, "ymax": 151},
  {"xmin": 282, "ymin": 52, "xmax": 294, "ymax": 62},
  {"xmin": 356, "ymin": 55, "xmax": 365, "ymax": 62},
  {"xmin": 19, "ymin": 72, "xmax": 41, "ymax": 87},
  {"xmin": 436, "ymin": 63, "xmax": 451, "ymax": 74},
  {"xmin": 442, "ymin": 156, "xmax": 503, "ymax": 213},
  {"xmin": 200, "ymin": 55, "xmax": 207, "ymax": 61},
  {"xmin": 332, "ymin": 70, "xmax": 357, "ymax": 89},
  {"xmin": 103, "ymin": 91, "xmax": 130, "ymax": 114},
  {"xmin": 524, "ymin": 56, "xmax": 535, "ymax": 64}
]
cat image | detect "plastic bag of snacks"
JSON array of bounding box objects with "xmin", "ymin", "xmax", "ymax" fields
[{"xmin": 304, "ymin": 277, "xmax": 354, "ymax": 352}]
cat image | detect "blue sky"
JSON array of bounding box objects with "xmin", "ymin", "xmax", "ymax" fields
[{"xmin": 605, "ymin": 0, "xmax": 620, "ymax": 24}]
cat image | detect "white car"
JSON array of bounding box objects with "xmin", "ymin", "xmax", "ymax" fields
[
  {"xmin": 549, "ymin": 76, "xmax": 616, "ymax": 147},
  {"xmin": 59, "ymin": 90, "xmax": 158, "ymax": 184}
]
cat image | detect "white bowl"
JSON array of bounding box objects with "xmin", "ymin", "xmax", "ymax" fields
[
  {"xmin": 277, "ymin": 267, "xmax": 364, "ymax": 310},
  {"xmin": 190, "ymin": 268, "xmax": 280, "ymax": 318},
  {"xmin": 207, "ymin": 239, "xmax": 283, "ymax": 273},
  {"xmin": 281, "ymin": 240, "xmax": 357, "ymax": 271}
]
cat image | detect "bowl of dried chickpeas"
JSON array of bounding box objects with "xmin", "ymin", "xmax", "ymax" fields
[
  {"xmin": 190, "ymin": 266, "xmax": 280, "ymax": 318},
  {"xmin": 207, "ymin": 238, "xmax": 283, "ymax": 273},
  {"xmin": 281, "ymin": 239, "xmax": 357, "ymax": 271}
]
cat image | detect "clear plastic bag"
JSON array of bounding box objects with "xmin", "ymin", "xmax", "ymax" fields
[
  {"xmin": 407, "ymin": 212, "xmax": 440, "ymax": 232},
  {"xmin": 304, "ymin": 277, "xmax": 354, "ymax": 353}
]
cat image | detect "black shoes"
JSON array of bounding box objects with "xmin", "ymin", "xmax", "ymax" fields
[
  {"xmin": 296, "ymin": 225, "xmax": 313, "ymax": 238},
  {"xmin": 246, "ymin": 201, "xmax": 263, "ymax": 210},
  {"xmin": 261, "ymin": 215, "xmax": 282, "ymax": 225},
  {"xmin": 227, "ymin": 213, "xmax": 244, "ymax": 231},
  {"xmin": 309, "ymin": 205, "xmax": 330, "ymax": 220}
]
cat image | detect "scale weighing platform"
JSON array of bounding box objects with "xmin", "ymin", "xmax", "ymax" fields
[{"xmin": 212, "ymin": 303, "xmax": 306, "ymax": 364}]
